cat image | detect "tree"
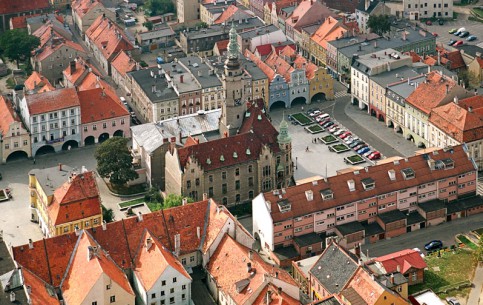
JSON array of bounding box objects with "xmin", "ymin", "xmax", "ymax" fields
[
  {"xmin": 102, "ymin": 205, "xmax": 115, "ymax": 223},
  {"xmin": 476, "ymin": 236, "xmax": 483, "ymax": 263},
  {"xmin": 163, "ymin": 194, "xmax": 193, "ymax": 209},
  {"xmin": 367, "ymin": 15, "xmax": 391, "ymax": 36},
  {"xmin": 0, "ymin": 29, "xmax": 40, "ymax": 68},
  {"xmin": 143, "ymin": 21, "xmax": 154, "ymax": 31},
  {"xmin": 145, "ymin": 0, "xmax": 176, "ymax": 16},
  {"xmin": 458, "ymin": 70, "xmax": 479, "ymax": 89},
  {"xmin": 95, "ymin": 137, "xmax": 138, "ymax": 186}
]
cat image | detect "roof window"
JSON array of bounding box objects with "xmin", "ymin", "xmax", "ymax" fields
[
  {"xmin": 361, "ymin": 177, "xmax": 375, "ymax": 190},
  {"xmin": 277, "ymin": 199, "xmax": 291, "ymax": 213},
  {"xmin": 320, "ymin": 189, "xmax": 333, "ymax": 200},
  {"xmin": 401, "ymin": 168, "xmax": 415, "ymax": 180}
]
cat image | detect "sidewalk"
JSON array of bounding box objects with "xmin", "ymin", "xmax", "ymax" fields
[{"xmin": 468, "ymin": 262, "xmax": 483, "ymax": 305}]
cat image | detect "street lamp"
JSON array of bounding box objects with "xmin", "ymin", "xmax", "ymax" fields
[{"xmin": 295, "ymin": 157, "xmax": 298, "ymax": 170}]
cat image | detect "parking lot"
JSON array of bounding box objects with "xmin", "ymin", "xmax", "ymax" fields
[{"xmin": 425, "ymin": 18, "xmax": 483, "ymax": 46}]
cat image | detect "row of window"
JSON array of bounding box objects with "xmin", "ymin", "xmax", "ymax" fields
[
  {"xmin": 83, "ymin": 119, "xmax": 125, "ymax": 131},
  {"xmin": 33, "ymin": 130, "xmax": 76, "ymax": 143},
  {"xmin": 32, "ymin": 109, "xmax": 76, "ymax": 123},
  {"xmin": 4, "ymin": 140, "xmax": 28, "ymax": 149}
]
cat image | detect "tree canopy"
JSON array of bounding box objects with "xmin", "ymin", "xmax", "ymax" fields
[
  {"xmin": 367, "ymin": 15, "xmax": 391, "ymax": 36},
  {"xmin": 163, "ymin": 194, "xmax": 193, "ymax": 209},
  {"xmin": 95, "ymin": 137, "xmax": 138, "ymax": 186},
  {"xmin": 145, "ymin": 0, "xmax": 176, "ymax": 16},
  {"xmin": 0, "ymin": 29, "xmax": 40, "ymax": 68}
]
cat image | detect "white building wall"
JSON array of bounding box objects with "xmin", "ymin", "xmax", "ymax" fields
[
  {"xmin": 248, "ymin": 30, "xmax": 287, "ymax": 52},
  {"xmin": 80, "ymin": 273, "xmax": 135, "ymax": 305},
  {"xmin": 252, "ymin": 193, "xmax": 274, "ymax": 251}
]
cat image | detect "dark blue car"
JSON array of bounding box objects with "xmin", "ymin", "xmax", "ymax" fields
[{"xmin": 424, "ymin": 240, "xmax": 443, "ymax": 251}]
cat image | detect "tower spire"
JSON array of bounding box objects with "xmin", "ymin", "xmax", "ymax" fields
[{"xmin": 225, "ymin": 22, "xmax": 240, "ymax": 69}]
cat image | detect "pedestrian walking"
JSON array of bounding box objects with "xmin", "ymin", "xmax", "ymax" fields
[
  {"xmin": 306, "ymin": 146, "xmax": 309, "ymax": 152},
  {"xmin": 33, "ymin": 158, "xmax": 36, "ymax": 164}
]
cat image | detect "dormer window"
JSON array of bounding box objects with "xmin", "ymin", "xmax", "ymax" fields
[
  {"xmin": 361, "ymin": 178, "xmax": 375, "ymax": 190},
  {"xmin": 441, "ymin": 158, "xmax": 454, "ymax": 169},
  {"xmin": 347, "ymin": 179, "xmax": 355, "ymax": 192},
  {"xmin": 305, "ymin": 190, "xmax": 314, "ymax": 201},
  {"xmin": 320, "ymin": 189, "xmax": 333, "ymax": 200},
  {"xmin": 401, "ymin": 168, "xmax": 415, "ymax": 180},
  {"xmin": 277, "ymin": 199, "xmax": 291, "ymax": 213}
]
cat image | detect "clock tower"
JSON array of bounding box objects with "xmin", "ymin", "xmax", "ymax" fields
[{"xmin": 219, "ymin": 22, "xmax": 247, "ymax": 137}]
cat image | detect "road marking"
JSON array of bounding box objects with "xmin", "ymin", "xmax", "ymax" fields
[{"xmin": 334, "ymin": 91, "xmax": 350, "ymax": 99}]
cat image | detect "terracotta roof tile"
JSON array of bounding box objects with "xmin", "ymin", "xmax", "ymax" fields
[
  {"xmin": 62, "ymin": 57, "xmax": 101, "ymax": 86},
  {"xmin": 245, "ymin": 49, "xmax": 276, "ymax": 81},
  {"xmin": 285, "ymin": 0, "xmax": 334, "ymax": 30},
  {"xmin": 375, "ymin": 249, "xmax": 427, "ymax": 274},
  {"xmin": 255, "ymin": 44, "xmax": 273, "ymax": 57},
  {"xmin": 406, "ymin": 71, "xmax": 458, "ymax": 114},
  {"xmin": 10, "ymin": 14, "xmax": 40, "ymax": 29},
  {"xmin": 252, "ymin": 284, "xmax": 300, "ymax": 305},
  {"xmin": 134, "ymin": 230, "xmax": 191, "ymax": 291},
  {"xmin": 62, "ymin": 231, "xmax": 134, "ymax": 305},
  {"xmin": 214, "ymin": 5, "xmax": 239, "ymax": 24},
  {"xmin": 111, "ymin": 50, "xmax": 136, "ymax": 77},
  {"xmin": 78, "ymin": 88, "xmax": 129, "ymax": 124},
  {"xmin": 72, "ymin": 0, "xmax": 101, "ymax": 18},
  {"xmin": 311, "ymin": 17, "xmax": 347, "ymax": 50},
  {"xmin": 177, "ymin": 102, "xmax": 280, "ymax": 171},
  {"xmin": 263, "ymin": 145, "xmax": 475, "ymax": 223},
  {"xmin": 265, "ymin": 51, "xmax": 294, "ymax": 82},
  {"xmin": 47, "ymin": 171, "xmax": 102, "ymax": 226},
  {"xmin": 21, "ymin": 268, "xmax": 60, "ymax": 305},
  {"xmin": 24, "ymin": 71, "xmax": 54, "ymax": 92},
  {"xmin": 207, "ymin": 234, "xmax": 296, "ymax": 304},
  {"xmin": 202, "ymin": 202, "xmax": 230, "ymax": 253},
  {"xmin": 344, "ymin": 268, "xmax": 384, "ymax": 304},
  {"xmin": 215, "ymin": 40, "xmax": 229, "ymax": 54},
  {"xmin": 0, "ymin": 0, "xmax": 49, "ymax": 15},
  {"xmin": 26, "ymin": 88, "xmax": 80, "ymax": 115},
  {"xmin": 85, "ymin": 16, "xmax": 134, "ymax": 62},
  {"xmin": 0, "ymin": 96, "xmax": 20, "ymax": 137},
  {"xmin": 429, "ymin": 96, "xmax": 483, "ymax": 142}
]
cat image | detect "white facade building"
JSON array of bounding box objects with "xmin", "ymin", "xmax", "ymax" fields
[{"xmin": 403, "ymin": 0, "xmax": 453, "ymax": 20}]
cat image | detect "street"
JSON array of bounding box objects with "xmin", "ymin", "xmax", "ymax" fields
[{"xmin": 362, "ymin": 213, "xmax": 483, "ymax": 257}]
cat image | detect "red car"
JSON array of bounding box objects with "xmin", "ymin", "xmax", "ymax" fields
[
  {"xmin": 453, "ymin": 40, "xmax": 464, "ymax": 46},
  {"xmin": 432, "ymin": 32, "xmax": 438, "ymax": 37},
  {"xmin": 339, "ymin": 132, "xmax": 352, "ymax": 139},
  {"xmin": 368, "ymin": 151, "xmax": 381, "ymax": 160}
]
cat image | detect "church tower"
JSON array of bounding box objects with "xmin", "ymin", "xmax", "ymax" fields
[
  {"xmin": 277, "ymin": 116, "xmax": 293, "ymax": 188},
  {"xmin": 219, "ymin": 22, "xmax": 247, "ymax": 137}
]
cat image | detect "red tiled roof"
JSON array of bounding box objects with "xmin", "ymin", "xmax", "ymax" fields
[
  {"xmin": 134, "ymin": 230, "xmax": 191, "ymax": 291},
  {"xmin": 429, "ymin": 96, "xmax": 483, "ymax": 143},
  {"xmin": 77, "ymin": 72, "xmax": 110, "ymax": 91},
  {"xmin": 85, "ymin": 16, "xmax": 134, "ymax": 62},
  {"xmin": 375, "ymin": 249, "xmax": 427, "ymax": 275},
  {"xmin": 265, "ymin": 50, "xmax": 295, "ymax": 82},
  {"xmin": 245, "ymin": 49, "xmax": 276, "ymax": 81},
  {"xmin": 72, "ymin": 0, "xmax": 101, "ymax": 18},
  {"xmin": 255, "ymin": 44, "xmax": 273, "ymax": 57},
  {"xmin": 311, "ymin": 16, "xmax": 347, "ymax": 50},
  {"xmin": 343, "ymin": 268, "xmax": 384, "ymax": 305},
  {"xmin": 214, "ymin": 5, "xmax": 239, "ymax": 24},
  {"xmin": 177, "ymin": 102, "xmax": 280, "ymax": 171},
  {"xmin": 0, "ymin": 96, "xmax": 20, "ymax": 137},
  {"xmin": 285, "ymin": 0, "xmax": 334, "ymax": 30},
  {"xmin": 24, "ymin": 71, "xmax": 54, "ymax": 92},
  {"xmin": 0, "ymin": 0, "xmax": 49, "ymax": 15},
  {"xmin": 10, "ymin": 14, "xmax": 40, "ymax": 29},
  {"xmin": 405, "ymin": 51, "xmax": 421, "ymax": 63},
  {"xmin": 215, "ymin": 40, "xmax": 229, "ymax": 53},
  {"xmin": 207, "ymin": 234, "xmax": 296, "ymax": 304},
  {"xmin": 263, "ymin": 145, "xmax": 475, "ymax": 223},
  {"xmin": 406, "ymin": 71, "xmax": 458, "ymax": 114},
  {"xmin": 252, "ymin": 284, "xmax": 300, "ymax": 305},
  {"xmin": 111, "ymin": 50, "xmax": 136, "ymax": 77},
  {"xmin": 26, "ymin": 88, "xmax": 80, "ymax": 115},
  {"xmin": 62, "ymin": 231, "xmax": 134, "ymax": 305},
  {"xmin": 78, "ymin": 88, "xmax": 129, "ymax": 124},
  {"xmin": 62, "ymin": 57, "xmax": 101, "ymax": 86},
  {"xmin": 21, "ymin": 268, "xmax": 60, "ymax": 305},
  {"xmin": 47, "ymin": 171, "xmax": 102, "ymax": 226}
]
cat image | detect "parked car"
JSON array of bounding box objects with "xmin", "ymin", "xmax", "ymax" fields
[
  {"xmin": 453, "ymin": 40, "xmax": 464, "ymax": 47},
  {"xmin": 438, "ymin": 19, "xmax": 444, "ymax": 25},
  {"xmin": 363, "ymin": 150, "xmax": 373, "ymax": 157},
  {"xmin": 334, "ymin": 129, "xmax": 346, "ymax": 136},
  {"xmin": 426, "ymin": 20, "xmax": 432, "ymax": 25},
  {"xmin": 424, "ymin": 240, "xmax": 443, "ymax": 251},
  {"xmin": 310, "ymin": 110, "xmax": 321, "ymax": 117},
  {"xmin": 339, "ymin": 132, "xmax": 352, "ymax": 139},
  {"xmin": 287, "ymin": 114, "xmax": 293, "ymax": 121},
  {"xmin": 350, "ymin": 141, "xmax": 363, "ymax": 148},
  {"xmin": 459, "ymin": 31, "xmax": 470, "ymax": 38},
  {"xmin": 368, "ymin": 151, "xmax": 381, "ymax": 160},
  {"xmin": 467, "ymin": 35, "xmax": 477, "ymax": 41},
  {"xmin": 328, "ymin": 125, "xmax": 339, "ymax": 133},
  {"xmin": 323, "ymin": 121, "xmax": 334, "ymax": 128},
  {"xmin": 448, "ymin": 39, "xmax": 457, "ymax": 46},
  {"xmin": 454, "ymin": 27, "xmax": 466, "ymax": 36},
  {"xmin": 319, "ymin": 118, "xmax": 331, "ymax": 126},
  {"xmin": 448, "ymin": 28, "xmax": 457, "ymax": 34},
  {"xmin": 345, "ymin": 137, "xmax": 358, "ymax": 145},
  {"xmin": 354, "ymin": 144, "xmax": 367, "ymax": 151},
  {"xmin": 358, "ymin": 147, "xmax": 371, "ymax": 155},
  {"xmin": 445, "ymin": 297, "xmax": 461, "ymax": 305}
]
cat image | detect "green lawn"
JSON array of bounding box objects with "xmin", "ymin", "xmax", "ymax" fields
[
  {"xmin": 306, "ymin": 124, "xmax": 324, "ymax": 133},
  {"xmin": 457, "ymin": 234, "xmax": 478, "ymax": 250},
  {"xmin": 291, "ymin": 113, "xmax": 313, "ymax": 125},
  {"xmin": 409, "ymin": 250, "xmax": 477, "ymax": 298},
  {"xmin": 119, "ymin": 198, "xmax": 145, "ymax": 208},
  {"xmin": 330, "ymin": 144, "xmax": 350, "ymax": 153},
  {"xmin": 320, "ymin": 135, "xmax": 338, "ymax": 144},
  {"xmin": 345, "ymin": 155, "xmax": 365, "ymax": 165},
  {"xmin": 472, "ymin": 8, "xmax": 483, "ymax": 18}
]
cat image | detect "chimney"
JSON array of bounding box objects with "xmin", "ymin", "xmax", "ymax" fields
[
  {"xmin": 454, "ymin": 96, "xmax": 458, "ymax": 104},
  {"xmin": 266, "ymin": 290, "xmax": 272, "ymax": 304},
  {"xmin": 277, "ymin": 287, "xmax": 282, "ymax": 295},
  {"xmin": 180, "ymin": 75, "xmax": 184, "ymax": 83},
  {"xmin": 203, "ymin": 193, "xmax": 208, "ymax": 200},
  {"xmin": 9, "ymin": 292, "xmax": 15, "ymax": 302},
  {"xmin": 174, "ymin": 233, "xmax": 181, "ymax": 255},
  {"xmin": 468, "ymin": 106, "xmax": 473, "ymax": 113},
  {"xmin": 354, "ymin": 243, "xmax": 361, "ymax": 258},
  {"xmin": 102, "ymin": 220, "xmax": 107, "ymax": 230},
  {"xmin": 247, "ymin": 262, "xmax": 252, "ymax": 272},
  {"xmin": 146, "ymin": 237, "xmax": 153, "ymax": 251},
  {"xmin": 198, "ymin": 70, "xmax": 203, "ymax": 77},
  {"xmin": 182, "ymin": 198, "xmax": 188, "ymax": 205},
  {"xmin": 137, "ymin": 212, "xmax": 143, "ymax": 222},
  {"xmin": 396, "ymin": 265, "xmax": 401, "ymax": 272},
  {"xmin": 28, "ymin": 239, "xmax": 33, "ymax": 249},
  {"xmin": 437, "ymin": 51, "xmax": 441, "ymax": 65},
  {"xmin": 197, "ymin": 226, "xmax": 201, "ymax": 239},
  {"xmin": 152, "ymin": 84, "xmax": 156, "ymax": 93},
  {"xmin": 390, "ymin": 274, "xmax": 395, "ymax": 284},
  {"xmin": 75, "ymin": 226, "xmax": 80, "ymax": 236},
  {"xmin": 446, "ymin": 84, "xmax": 449, "ymax": 94},
  {"xmin": 248, "ymin": 250, "xmax": 253, "ymax": 260},
  {"xmin": 58, "ymin": 163, "xmax": 62, "ymax": 171},
  {"xmin": 70, "ymin": 61, "xmax": 76, "ymax": 73}
]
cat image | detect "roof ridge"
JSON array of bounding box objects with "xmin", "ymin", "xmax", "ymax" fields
[{"xmin": 59, "ymin": 230, "xmax": 84, "ymax": 288}]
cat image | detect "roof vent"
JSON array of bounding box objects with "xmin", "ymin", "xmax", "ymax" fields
[
  {"xmin": 257, "ymin": 114, "xmax": 262, "ymax": 120},
  {"xmin": 246, "ymin": 148, "xmax": 251, "ymax": 155},
  {"xmin": 207, "ymin": 158, "xmax": 211, "ymax": 164},
  {"xmin": 388, "ymin": 169, "xmax": 396, "ymax": 181},
  {"xmin": 347, "ymin": 179, "xmax": 355, "ymax": 192},
  {"xmin": 393, "ymin": 160, "xmax": 400, "ymax": 165},
  {"xmin": 305, "ymin": 190, "xmax": 314, "ymax": 201},
  {"xmin": 220, "ymin": 155, "xmax": 225, "ymax": 162},
  {"xmin": 312, "ymin": 180, "xmax": 318, "ymax": 185},
  {"xmin": 233, "ymin": 152, "xmax": 238, "ymax": 158}
]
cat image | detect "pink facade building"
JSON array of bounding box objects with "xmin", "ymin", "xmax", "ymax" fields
[{"xmin": 253, "ymin": 145, "xmax": 481, "ymax": 266}]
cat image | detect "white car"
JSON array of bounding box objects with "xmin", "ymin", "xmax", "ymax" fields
[
  {"xmin": 329, "ymin": 126, "xmax": 339, "ymax": 133},
  {"xmin": 446, "ymin": 297, "xmax": 461, "ymax": 305},
  {"xmin": 334, "ymin": 129, "xmax": 346, "ymax": 136},
  {"xmin": 363, "ymin": 150, "xmax": 373, "ymax": 157}
]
